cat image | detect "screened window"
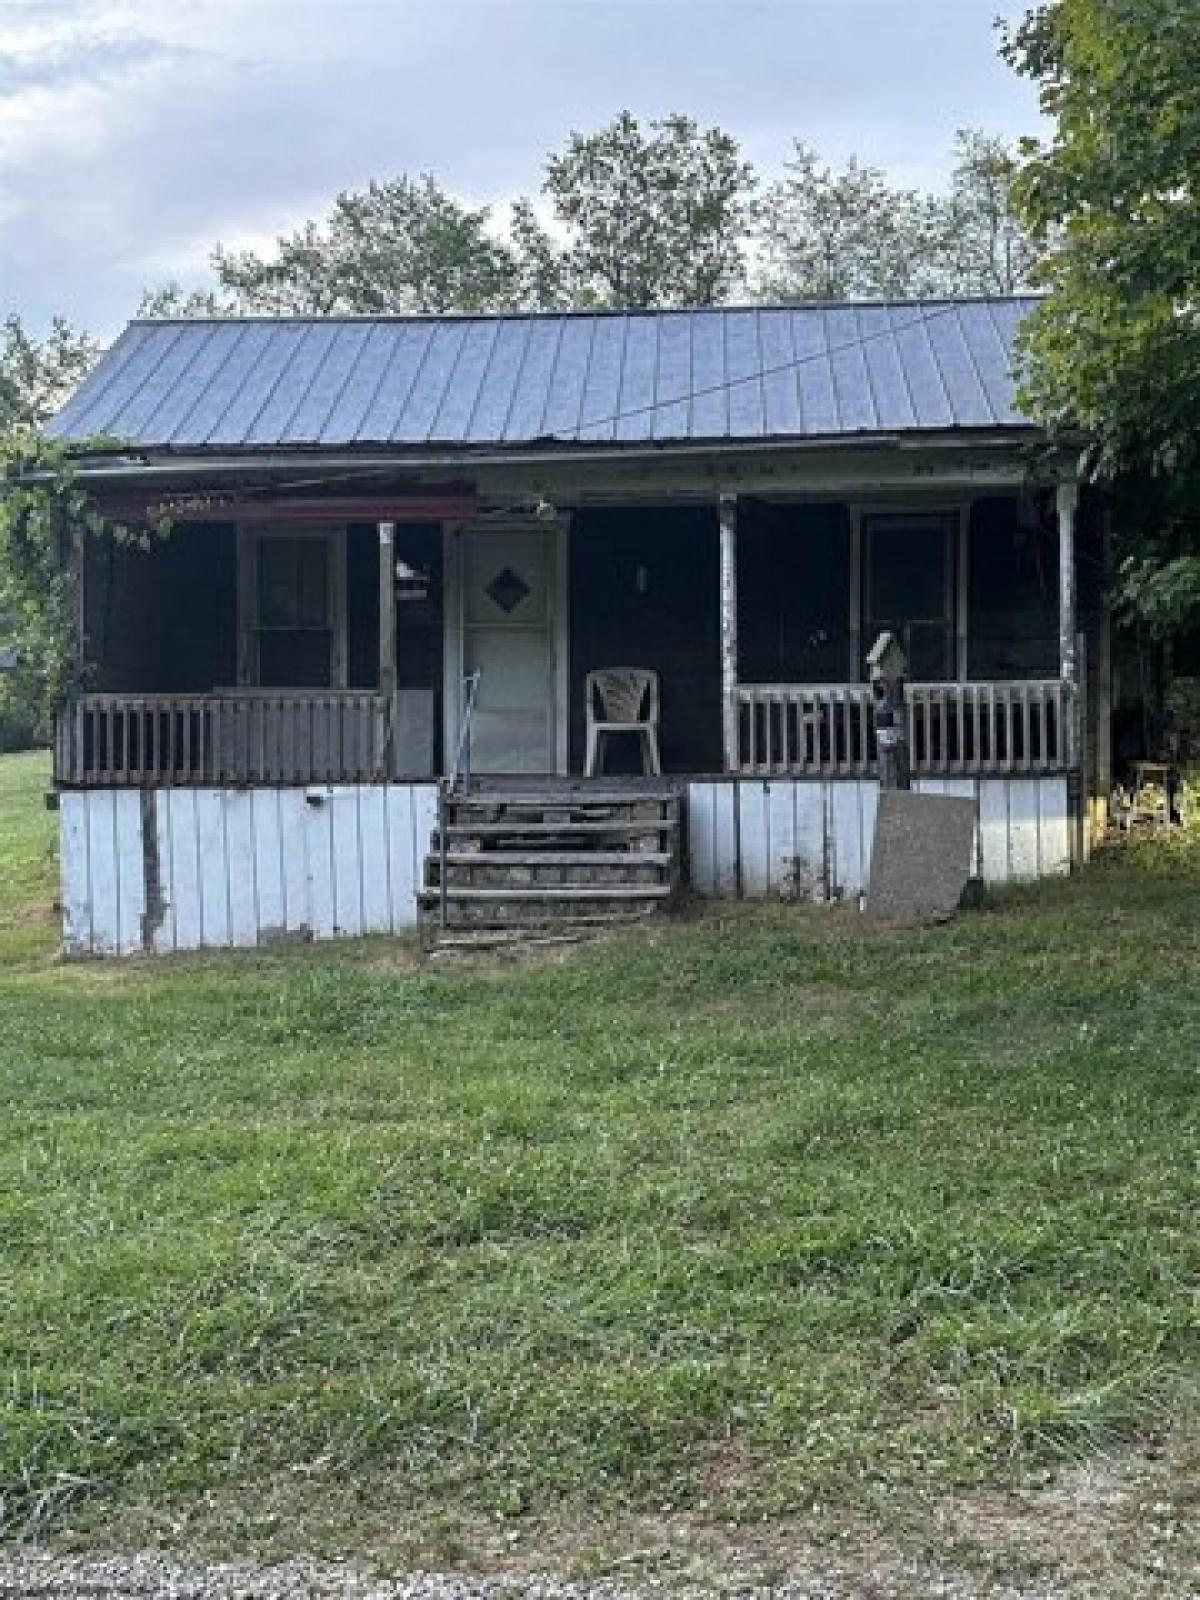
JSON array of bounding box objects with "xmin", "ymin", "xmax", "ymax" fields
[
  {"xmin": 864, "ymin": 512, "xmax": 957, "ymax": 680},
  {"xmin": 254, "ymin": 535, "xmax": 334, "ymax": 688}
]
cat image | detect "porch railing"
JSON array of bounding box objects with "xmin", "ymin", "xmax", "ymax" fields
[
  {"xmin": 733, "ymin": 679, "xmax": 1075, "ymax": 778},
  {"xmin": 55, "ymin": 691, "xmax": 406, "ymax": 787}
]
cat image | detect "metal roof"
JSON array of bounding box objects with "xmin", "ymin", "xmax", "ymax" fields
[{"xmin": 47, "ymin": 297, "xmax": 1038, "ymax": 452}]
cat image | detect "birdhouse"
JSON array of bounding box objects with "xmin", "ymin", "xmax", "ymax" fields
[
  {"xmin": 866, "ymin": 630, "xmax": 908, "ymax": 684},
  {"xmin": 394, "ymin": 558, "xmax": 430, "ymax": 603}
]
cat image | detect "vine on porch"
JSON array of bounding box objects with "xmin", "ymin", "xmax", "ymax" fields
[{"xmin": 0, "ymin": 433, "xmax": 171, "ymax": 739}]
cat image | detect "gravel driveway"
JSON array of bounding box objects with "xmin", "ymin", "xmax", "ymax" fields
[{"xmin": 0, "ymin": 1550, "xmax": 1178, "ymax": 1600}]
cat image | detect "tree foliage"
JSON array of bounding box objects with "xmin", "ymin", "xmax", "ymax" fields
[
  {"xmin": 1003, "ymin": 0, "xmax": 1200, "ymax": 633},
  {"xmin": 167, "ymin": 175, "xmax": 520, "ymax": 316},
  {"xmin": 512, "ymin": 112, "xmax": 758, "ymax": 308},
  {"xmin": 1, "ymin": 319, "xmax": 96, "ymax": 743},
  {"xmin": 755, "ymin": 130, "xmax": 1038, "ymax": 302},
  {"xmin": 0, "ymin": 318, "xmax": 142, "ymax": 745},
  {"xmin": 142, "ymin": 115, "xmax": 1032, "ymax": 318},
  {"xmin": 1, "ymin": 315, "xmax": 98, "ymax": 434},
  {"xmin": 941, "ymin": 129, "xmax": 1042, "ymax": 296},
  {"xmin": 756, "ymin": 144, "xmax": 943, "ymax": 300}
]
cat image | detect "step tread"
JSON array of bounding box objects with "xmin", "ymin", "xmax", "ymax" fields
[
  {"xmin": 448, "ymin": 788, "xmax": 680, "ymax": 807},
  {"xmin": 420, "ymin": 884, "xmax": 673, "ymax": 902},
  {"xmin": 435, "ymin": 850, "xmax": 673, "ymax": 867},
  {"xmin": 442, "ymin": 819, "xmax": 678, "ymax": 837}
]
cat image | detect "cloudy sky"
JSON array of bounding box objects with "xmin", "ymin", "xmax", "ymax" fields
[{"xmin": 2, "ymin": 0, "xmax": 1040, "ymax": 340}]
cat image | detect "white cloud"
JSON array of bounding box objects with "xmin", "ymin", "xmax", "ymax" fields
[{"xmin": 0, "ymin": 0, "xmax": 1042, "ymax": 338}]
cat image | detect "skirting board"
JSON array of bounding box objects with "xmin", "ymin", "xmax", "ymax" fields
[
  {"xmin": 688, "ymin": 776, "xmax": 1071, "ymax": 901},
  {"xmin": 60, "ymin": 784, "xmax": 438, "ymax": 957},
  {"xmin": 59, "ymin": 775, "xmax": 1070, "ymax": 957}
]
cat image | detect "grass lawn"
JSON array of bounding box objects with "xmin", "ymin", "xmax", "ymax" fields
[{"xmin": 0, "ymin": 750, "xmax": 1197, "ymax": 1585}]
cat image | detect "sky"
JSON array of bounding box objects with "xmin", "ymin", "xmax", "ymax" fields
[{"xmin": 1, "ymin": 0, "xmax": 1041, "ymax": 340}]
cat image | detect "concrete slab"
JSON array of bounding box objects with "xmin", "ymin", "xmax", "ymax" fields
[{"xmin": 866, "ymin": 790, "xmax": 977, "ymax": 925}]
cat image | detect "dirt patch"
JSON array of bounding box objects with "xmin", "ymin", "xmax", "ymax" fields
[{"xmin": 64, "ymin": 1437, "xmax": 1200, "ymax": 1599}]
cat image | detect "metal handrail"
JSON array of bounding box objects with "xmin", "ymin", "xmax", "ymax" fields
[
  {"xmin": 449, "ymin": 670, "xmax": 481, "ymax": 794},
  {"xmin": 440, "ymin": 671, "xmax": 482, "ymax": 935}
]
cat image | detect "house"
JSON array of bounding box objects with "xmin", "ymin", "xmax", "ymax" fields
[{"xmin": 45, "ymin": 296, "xmax": 1109, "ymax": 954}]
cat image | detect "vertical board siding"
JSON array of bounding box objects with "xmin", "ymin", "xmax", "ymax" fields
[
  {"xmin": 829, "ymin": 781, "xmax": 868, "ymax": 899},
  {"xmin": 357, "ymin": 787, "xmax": 392, "ymax": 934},
  {"xmin": 1006, "ymin": 778, "xmax": 1044, "ymax": 881},
  {"xmin": 1037, "ymin": 780, "xmax": 1073, "ymax": 876},
  {"xmin": 251, "ymin": 790, "xmax": 286, "ymax": 939},
  {"xmin": 167, "ymin": 790, "xmax": 203, "ymax": 952},
  {"xmin": 384, "ymin": 785, "xmax": 417, "ymax": 935},
  {"xmin": 411, "ymin": 787, "xmax": 439, "ymax": 919},
  {"xmin": 330, "ymin": 789, "xmax": 364, "ymax": 937},
  {"xmin": 61, "ymin": 784, "xmax": 437, "ymax": 956},
  {"xmin": 59, "ymin": 792, "xmax": 92, "ymax": 956},
  {"xmin": 687, "ymin": 783, "xmax": 718, "ymax": 896},
  {"xmin": 976, "ymin": 779, "xmax": 1012, "ymax": 885},
  {"xmin": 195, "ymin": 791, "xmax": 232, "ymax": 948},
  {"xmin": 152, "ymin": 792, "xmax": 175, "ymax": 955},
  {"xmin": 225, "ymin": 793, "xmax": 259, "ymax": 947},
  {"xmin": 85, "ymin": 791, "xmax": 121, "ymax": 955},
  {"xmin": 279, "ymin": 791, "xmax": 312, "ymax": 938},
  {"xmin": 60, "ymin": 776, "xmax": 1071, "ymax": 955},
  {"xmin": 688, "ymin": 776, "xmax": 1071, "ymax": 901}
]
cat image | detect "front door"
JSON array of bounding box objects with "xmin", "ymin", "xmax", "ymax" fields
[{"xmin": 456, "ymin": 523, "xmax": 564, "ymax": 774}]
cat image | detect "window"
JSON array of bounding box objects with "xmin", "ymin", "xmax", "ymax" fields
[
  {"xmin": 864, "ymin": 511, "xmax": 957, "ymax": 681},
  {"xmin": 240, "ymin": 529, "xmax": 346, "ymax": 688}
]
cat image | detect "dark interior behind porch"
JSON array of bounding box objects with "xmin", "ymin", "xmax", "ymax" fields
[
  {"xmin": 568, "ymin": 505, "xmax": 722, "ymax": 773},
  {"xmin": 78, "ymin": 489, "xmax": 1090, "ymax": 782}
]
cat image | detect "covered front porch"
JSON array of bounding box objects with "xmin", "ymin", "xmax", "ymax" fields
[{"xmin": 54, "ymin": 482, "xmax": 1087, "ymax": 791}]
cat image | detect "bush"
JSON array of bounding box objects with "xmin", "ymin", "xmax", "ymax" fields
[{"xmin": 0, "ymin": 701, "xmax": 40, "ymax": 754}]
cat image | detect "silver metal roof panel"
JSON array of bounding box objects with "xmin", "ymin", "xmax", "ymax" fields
[{"xmin": 47, "ymin": 297, "xmax": 1041, "ymax": 451}]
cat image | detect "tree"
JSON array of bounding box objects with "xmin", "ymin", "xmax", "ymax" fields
[
  {"xmin": 756, "ymin": 143, "xmax": 944, "ymax": 301},
  {"xmin": 512, "ymin": 112, "xmax": 758, "ymax": 308},
  {"xmin": 0, "ymin": 316, "xmax": 103, "ymax": 747},
  {"xmin": 755, "ymin": 132, "xmax": 1039, "ymax": 303},
  {"xmin": 1003, "ymin": 0, "xmax": 1200, "ymax": 634},
  {"xmin": 154, "ymin": 175, "xmax": 521, "ymax": 317},
  {"xmin": 138, "ymin": 283, "xmax": 236, "ymax": 318},
  {"xmin": 0, "ymin": 315, "xmax": 98, "ymax": 434},
  {"xmin": 941, "ymin": 129, "xmax": 1042, "ymax": 296}
]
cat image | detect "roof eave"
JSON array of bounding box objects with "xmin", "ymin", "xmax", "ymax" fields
[{"xmin": 45, "ymin": 425, "xmax": 1049, "ymax": 485}]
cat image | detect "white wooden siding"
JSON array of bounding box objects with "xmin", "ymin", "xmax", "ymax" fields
[
  {"xmin": 59, "ymin": 784, "xmax": 438, "ymax": 957},
  {"xmin": 686, "ymin": 776, "xmax": 1071, "ymax": 900},
  {"xmin": 59, "ymin": 775, "xmax": 1071, "ymax": 957}
]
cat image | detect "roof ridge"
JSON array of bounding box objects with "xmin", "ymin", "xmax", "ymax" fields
[{"xmin": 128, "ymin": 293, "xmax": 1044, "ymax": 329}]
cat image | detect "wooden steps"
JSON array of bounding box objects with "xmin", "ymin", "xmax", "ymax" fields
[{"xmin": 422, "ymin": 783, "xmax": 682, "ymax": 946}]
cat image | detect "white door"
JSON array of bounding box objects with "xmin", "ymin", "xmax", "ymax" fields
[{"xmin": 457, "ymin": 524, "xmax": 563, "ymax": 774}]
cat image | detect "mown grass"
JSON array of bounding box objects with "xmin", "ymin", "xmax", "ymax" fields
[{"xmin": 0, "ymin": 751, "xmax": 1196, "ymax": 1556}]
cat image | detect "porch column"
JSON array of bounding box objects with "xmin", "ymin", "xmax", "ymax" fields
[
  {"xmin": 1056, "ymin": 476, "xmax": 1081, "ymax": 784},
  {"xmin": 719, "ymin": 492, "xmax": 739, "ymax": 772},
  {"xmin": 1056, "ymin": 477, "xmax": 1079, "ymax": 687},
  {"xmin": 378, "ymin": 521, "xmax": 397, "ymax": 701}
]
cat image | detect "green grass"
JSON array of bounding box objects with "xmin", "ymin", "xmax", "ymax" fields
[{"xmin": 0, "ymin": 750, "xmax": 1197, "ymax": 1558}]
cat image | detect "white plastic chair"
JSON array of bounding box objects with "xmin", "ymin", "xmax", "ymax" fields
[{"xmin": 584, "ymin": 668, "xmax": 662, "ymax": 776}]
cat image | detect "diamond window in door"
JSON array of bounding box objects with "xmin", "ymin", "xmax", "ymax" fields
[{"xmin": 485, "ymin": 566, "xmax": 532, "ymax": 614}]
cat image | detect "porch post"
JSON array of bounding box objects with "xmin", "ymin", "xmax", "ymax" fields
[
  {"xmin": 377, "ymin": 521, "xmax": 397, "ymax": 778},
  {"xmin": 719, "ymin": 492, "xmax": 739, "ymax": 772},
  {"xmin": 1056, "ymin": 477, "xmax": 1080, "ymax": 772},
  {"xmin": 1056, "ymin": 477, "xmax": 1079, "ymax": 688},
  {"xmin": 378, "ymin": 521, "xmax": 397, "ymax": 701}
]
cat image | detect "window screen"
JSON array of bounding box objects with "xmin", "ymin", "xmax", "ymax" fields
[{"xmin": 255, "ymin": 536, "xmax": 332, "ymax": 688}]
